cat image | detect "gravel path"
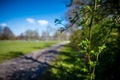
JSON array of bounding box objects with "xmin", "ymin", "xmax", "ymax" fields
[{"xmin": 0, "ymin": 42, "xmax": 69, "ymax": 80}]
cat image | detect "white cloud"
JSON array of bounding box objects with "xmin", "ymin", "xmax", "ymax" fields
[
  {"xmin": 37, "ymin": 20, "xmax": 49, "ymax": 26},
  {"xmin": 26, "ymin": 18, "xmax": 35, "ymax": 24},
  {"xmin": 0, "ymin": 23, "xmax": 7, "ymax": 27}
]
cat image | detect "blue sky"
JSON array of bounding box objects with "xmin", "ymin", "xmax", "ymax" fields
[{"xmin": 0, "ymin": 0, "xmax": 68, "ymax": 36}]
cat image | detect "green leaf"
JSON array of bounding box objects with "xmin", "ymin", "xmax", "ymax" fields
[
  {"xmin": 86, "ymin": 6, "xmax": 92, "ymax": 12},
  {"xmin": 89, "ymin": 61, "xmax": 97, "ymax": 67},
  {"xmin": 98, "ymin": 44, "xmax": 106, "ymax": 53},
  {"xmin": 77, "ymin": 58, "xmax": 80, "ymax": 62},
  {"xmin": 90, "ymin": 50, "xmax": 96, "ymax": 55},
  {"xmin": 98, "ymin": 0, "xmax": 101, "ymax": 3},
  {"xmin": 81, "ymin": 68, "xmax": 88, "ymax": 72},
  {"xmin": 80, "ymin": 50, "xmax": 87, "ymax": 53}
]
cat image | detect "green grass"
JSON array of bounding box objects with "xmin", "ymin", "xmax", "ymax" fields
[
  {"xmin": 0, "ymin": 40, "xmax": 60, "ymax": 63},
  {"xmin": 40, "ymin": 45, "xmax": 87, "ymax": 80}
]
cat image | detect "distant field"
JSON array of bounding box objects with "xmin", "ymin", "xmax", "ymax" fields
[{"xmin": 0, "ymin": 40, "xmax": 60, "ymax": 63}]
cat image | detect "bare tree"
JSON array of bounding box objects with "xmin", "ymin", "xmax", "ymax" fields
[{"xmin": 24, "ymin": 30, "xmax": 39, "ymax": 40}]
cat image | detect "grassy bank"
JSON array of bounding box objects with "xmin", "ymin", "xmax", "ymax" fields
[
  {"xmin": 40, "ymin": 45, "xmax": 86, "ymax": 80},
  {"xmin": 0, "ymin": 40, "xmax": 60, "ymax": 63}
]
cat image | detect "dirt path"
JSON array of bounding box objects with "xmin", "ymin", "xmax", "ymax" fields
[{"xmin": 0, "ymin": 41, "xmax": 69, "ymax": 80}]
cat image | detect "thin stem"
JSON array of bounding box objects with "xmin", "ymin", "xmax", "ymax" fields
[
  {"xmin": 103, "ymin": 25, "xmax": 113, "ymax": 44},
  {"xmin": 94, "ymin": 0, "xmax": 97, "ymax": 10},
  {"xmin": 91, "ymin": 53, "xmax": 99, "ymax": 80},
  {"xmin": 88, "ymin": 15, "xmax": 93, "ymax": 41},
  {"xmin": 89, "ymin": 0, "xmax": 97, "ymax": 80}
]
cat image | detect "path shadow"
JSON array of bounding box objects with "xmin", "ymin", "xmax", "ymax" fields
[
  {"xmin": 33, "ymin": 44, "xmax": 52, "ymax": 49},
  {"xmin": 9, "ymin": 51, "xmax": 24, "ymax": 57},
  {"xmin": 8, "ymin": 46, "xmax": 63, "ymax": 80},
  {"xmin": 9, "ymin": 56, "xmax": 50, "ymax": 80}
]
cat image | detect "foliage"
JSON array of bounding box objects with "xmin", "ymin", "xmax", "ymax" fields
[
  {"xmin": 95, "ymin": 39, "xmax": 120, "ymax": 80},
  {"xmin": 79, "ymin": 38, "xmax": 106, "ymax": 80},
  {"xmin": 69, "ymin": 29, "xmax": 82, "ymax": 49},
  {"xmin": 54, "ymin": 0, "xmax": 120, "ymax": 80}
]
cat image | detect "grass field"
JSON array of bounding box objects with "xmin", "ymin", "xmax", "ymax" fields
[{"xmin": 0, "ymin": 40, "xmax": 60, "ymax": 63}]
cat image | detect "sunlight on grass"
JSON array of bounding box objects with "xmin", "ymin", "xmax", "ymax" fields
[
  {"xmin": 41, "ymin": 45, "xmax": 87, "ymax": 80},
  {"xmin": 0, "ymin": 40, "xmax": 60, "ymax": 63},
  {"xmin": 40, "ymin": 45, "xmax": 87, "ymax": 80}
]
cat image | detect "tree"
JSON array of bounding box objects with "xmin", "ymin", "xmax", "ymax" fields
[
  {"xmin": 55, "ymin": 0, "xmax": 120, "ymax": 80},
  {"xmin": 53, "ymin": 30, "xmax": 69, "ymax": 41},
  {"xmin": 0, "ymin": 26, "xmax": 15, "ymax": 40},
  {"xmin": 24, "ymin": 30, "xmax": 39, "ymax": 40},
  {"xmin": 40, "ymin": 31, "xmax": 50, "ymax": 40},
  {"xmin": 16, "ymin": 33, "xmax": 26, "ymax": 40}
]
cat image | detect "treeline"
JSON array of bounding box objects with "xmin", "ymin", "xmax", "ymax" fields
[{"xmin": 0, "ymin": 26, "xmax": 69, "ymax": 41}]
